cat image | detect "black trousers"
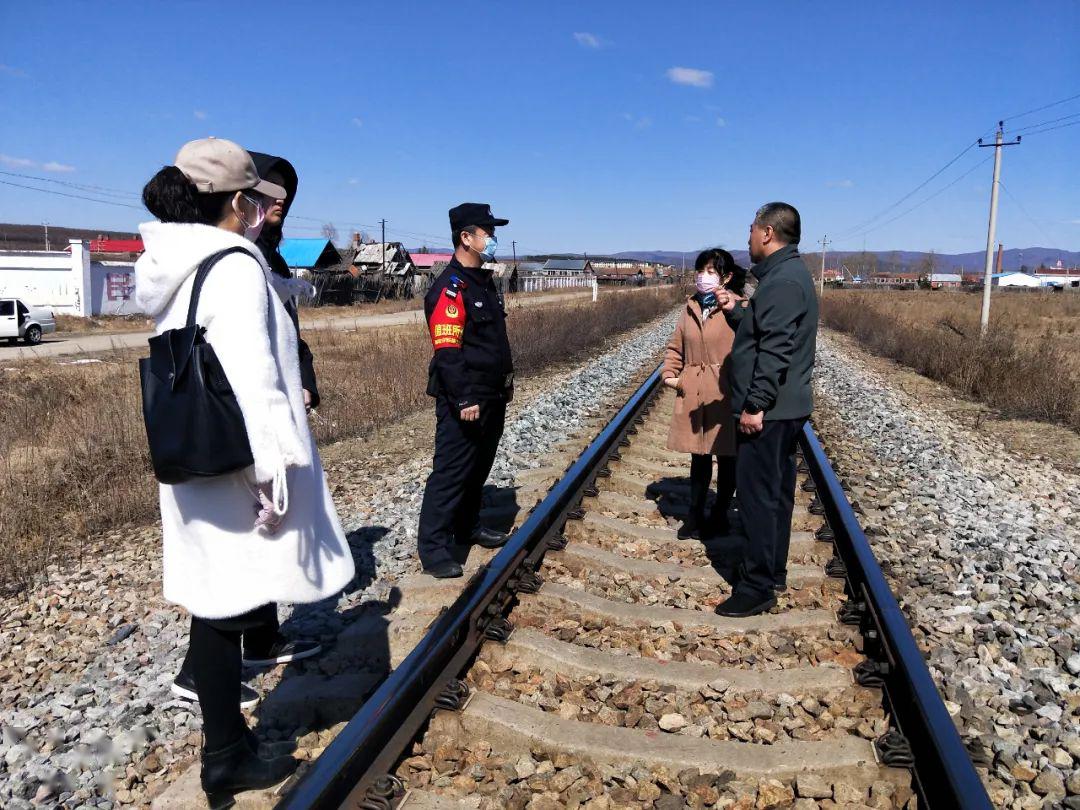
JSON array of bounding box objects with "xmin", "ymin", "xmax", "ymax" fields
[
  {"xmin": 181, "ymin": 604, "xmax": 275, "ymax": 751},
  {"xmin": 734, "ymin": 418, "xmax": 806, "ymax": 599},
  {"xmin": 417, "ymin": 397, "xmax": 506, "ymax": 567},
  {"xmin": 689, "ymin": 454, "xmax": 736, "ymax": 522}
]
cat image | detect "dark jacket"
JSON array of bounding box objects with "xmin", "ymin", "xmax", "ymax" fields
[
  {"xmin": 248, "ymin": 151, "xmax": 320, "ymax": 408},
  {"xmin": 725, "ymin": 244, "xmax": 817, "ymax": 420},
  {"xmin": 425, "ymin": 257, "xmax": 514, "ymax": 410}
]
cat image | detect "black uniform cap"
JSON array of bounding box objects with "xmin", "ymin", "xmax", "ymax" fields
[{"xmin": 449, "ymin": 202, "xmax": 509, "ymax": 232}]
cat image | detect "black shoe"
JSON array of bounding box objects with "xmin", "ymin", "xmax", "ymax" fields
[
  {"xmin": 244, "ymin": 727, "xmax": 297, "ymax": 758},
  {"xmin": 713, "ymin": 590, "xmax": 778, "ymax": 618},
  {"xmin": 242, "ymin": 637, "xmax": 322, "ymax": 667},
  {"xmin": 470, "ymin": 527, "xmax": 510, "ymax": 548},
  {"xmin": 201, "ymin": 736, "xmax": 298, "ymax": 809},
  {"xmin": 677, "ymin": 515, "xmax": 702, "ymax": 540},
  {"xmin": 172, "ymin": 671, "xmax": 260, "ymax": 710},
  {"xmin": 704, "ymin": 511, "xmax": 731, "ymax": 538},
  {"xmin": 422, "ymin": 559, "xmax": 463, "ymax": 579}
]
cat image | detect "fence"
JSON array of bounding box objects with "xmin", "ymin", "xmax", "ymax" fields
[{"xmin": 518, "ymin": 273, "xmax": 595, "ymax": 293}]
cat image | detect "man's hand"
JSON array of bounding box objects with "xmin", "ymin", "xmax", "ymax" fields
[
  {"xmin": 664, "ymin": 376, "xmax": 681, "ymax": 391},
  {"xmin": 303, "ymin": 389, "xmax": 313, "ymax": 413},
  {"xmin": 460, "ymin": 404, "xmax": 480, "ymax": 421},
  {"xmin": 718, "ymin": 290, "xmax": 737, "ymax": 312},
  {"xmin": 738, "ymin": 409, "xmax": 764, "ymax": 435}
]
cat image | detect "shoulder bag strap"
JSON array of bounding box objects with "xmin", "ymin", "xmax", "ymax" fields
[{"xmin": 185, "ymin": 246, "xmax": 257, "ymax": 328}]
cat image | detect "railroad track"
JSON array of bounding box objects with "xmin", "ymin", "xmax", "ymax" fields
[{"xmin": 274, "ymin": 366, "xmax": 992, "ymax": 810}]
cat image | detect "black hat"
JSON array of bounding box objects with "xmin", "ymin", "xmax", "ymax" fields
[{"xmin": 449, "ymin": 202, "xmax": 509, "ymax": 232}]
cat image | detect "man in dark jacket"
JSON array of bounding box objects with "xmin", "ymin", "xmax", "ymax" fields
[
  {"xmin": 715, "ymin": 202, "xmax": 818, "ymax": 617},
  {"xmin": 416, "ymin": 203, "xmax": 514, "ymax": 578},
  {"xmin": 249, "ymin": 151, "xmax": 320, "ymax": 409}
]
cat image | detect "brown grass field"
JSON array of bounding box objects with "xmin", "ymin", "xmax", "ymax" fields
[
  {"xmin": 820, "ymin": 288, "xmax": 1080, "ymax": 431},
  {"xmin": 0, "ymin": 287, "xmax": 683, "ymax": 594}
]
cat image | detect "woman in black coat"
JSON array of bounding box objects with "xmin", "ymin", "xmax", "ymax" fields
[{"xmin": 250, "ymin": 151, "xmax": 320, "ymax": 409}]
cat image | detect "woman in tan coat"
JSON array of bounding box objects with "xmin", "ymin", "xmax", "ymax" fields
[{"xmin": 662, "ymin": 248, "xmax": 747, "ymax": 539}]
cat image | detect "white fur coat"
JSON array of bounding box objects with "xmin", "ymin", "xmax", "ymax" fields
[{"xmin": 135, "ymin": 222, "xmax": 355, "ymax": 619}]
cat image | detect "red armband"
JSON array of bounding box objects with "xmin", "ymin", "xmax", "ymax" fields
[{"xmin": 429, "ymin": 287, "xmax": 466, "ymax": 350}]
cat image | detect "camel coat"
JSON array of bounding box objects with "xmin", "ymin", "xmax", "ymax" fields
[{"xmin": 661, "ymin": 297, "xmax": 737, "ymax": 457}]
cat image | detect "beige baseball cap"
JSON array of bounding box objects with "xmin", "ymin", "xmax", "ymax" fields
[{"xmin": 174, "ymin": 137, "xmax": 287, "ymax": 199}]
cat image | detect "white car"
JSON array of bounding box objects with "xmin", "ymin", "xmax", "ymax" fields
[{"xmin": 0, "ymin": 298, "xmax": 57, "ymax": 345}]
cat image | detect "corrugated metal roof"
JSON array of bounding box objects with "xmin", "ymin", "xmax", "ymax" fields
[
  {"xmin": 353, "ymin": 242, "xmax": 413, "ymax": 266},
  {"xmin": 89, "ymin": 238, "xmax": 144, "ymax": 253},
  {"xmin": 412, "ymin": 252, "xmax": 454, "ymax": 268},
  {"xmin": 543, "ymin": 259, "xmax": 591, "ymax": 272},
  {"xmin": 280, "ymin": 238, "xmax": 336, "ymax": 268}
]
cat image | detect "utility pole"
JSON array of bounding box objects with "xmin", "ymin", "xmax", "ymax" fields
[
  {"xmin": 43, "ymin": 222, "xmax": 50, "ymax": 251},
  {"xmin": 511, "ymin": 240, "xmax": 518, "ymax": 269},
  {"xmin": 817, "ymin": 234, "xmax": 829, "ymax": 296},
  {"xmin": 380, "ymin": 218, "xmax": 387, "ymax": 270},
  {"xmin": 978, "ymin": 122, "xmax": 1021, "ymax": 334}
]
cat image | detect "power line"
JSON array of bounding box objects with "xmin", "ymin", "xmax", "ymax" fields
[
  {"xmin": 998, "ymin": 182, "xmax": 1057, "ymax": 247},
  {"xmin": 0, "ymin": 178, "xmax": 145, "ymax": 210},
  {"xmin": 0, "ymin": 169, "xmax": 141, "ymax": 199},
  {"xmin": 1011, "ymin": 110, "xmax": 1080, "ymax": 134},
  {"xmin": 1001, "ymin": 91, "xmax": 1080, "ymax": 123},
  {"xmin": 837, "ymin": 154, "xmax": 993, "ymax": 244},
  {"xmin": 832, "ymin": 139, "xmax": 981, "ymax": 239},
  {"xmin": 1017, "ymin": 118, "xmax": 1080, "ymax": 137}
]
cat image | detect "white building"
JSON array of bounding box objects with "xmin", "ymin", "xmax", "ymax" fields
[
  {"xmin": 992, "ymin": 271, "xmax": 1043, "ymax": 288},
  {"xmin": 0, "ymin": 240, "xmax": 141, "ymax": 316}
]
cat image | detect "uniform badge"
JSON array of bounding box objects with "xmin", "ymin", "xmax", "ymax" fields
[
  {"xmin": 445, "ymin": 304, "xmax": 459, "ymax": 318},
  {"xmin": 474, "ymin": 301, "xmax": 484, "ymax": 308}
]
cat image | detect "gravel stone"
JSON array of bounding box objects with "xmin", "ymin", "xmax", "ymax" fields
[{"xmin": 813, "ymin": 332, "xmax": 1080, "ymax": 807}]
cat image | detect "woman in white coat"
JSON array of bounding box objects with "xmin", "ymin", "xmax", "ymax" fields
[{"xmin": 136, "ymin": 138, "xmax": 355, "ymax": 807}]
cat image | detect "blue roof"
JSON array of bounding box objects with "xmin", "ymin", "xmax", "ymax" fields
[{"xmin": 280, "ymin": 238, "xmax": 336, "ymax": 268}]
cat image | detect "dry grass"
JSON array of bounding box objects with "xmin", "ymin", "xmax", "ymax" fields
[
  {"xmin": 821, "ymin": 289, "xmax": 1080, "ymax": 431},
  {"xmin": 55, "ymin": 313, "xmax": 154, "ymax": 334},
  {"xmin": 0, "ymin": 287, "xmax": 683, "ymax": 594}
]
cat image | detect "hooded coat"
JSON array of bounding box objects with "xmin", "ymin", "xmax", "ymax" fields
[
  {"xmin": 661, "ymin": 295, "xmax": 737, "ymax": 457},
  {"xmin": 248, "ymin": 151, "xmax": 321, "ymax": 407},
  {"xmin": 134, "ymin": 221, "xmax": 355, "ymax": 619}
]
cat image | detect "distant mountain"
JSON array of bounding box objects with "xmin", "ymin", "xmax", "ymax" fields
[{"xmin": 614, "ymin": 247, "xmax": 1080, "ymax": 272}]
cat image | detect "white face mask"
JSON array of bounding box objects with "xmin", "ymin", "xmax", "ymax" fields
[{"xmin": 234, "ymin": 193, "xmax": 266, "ymax": 241}]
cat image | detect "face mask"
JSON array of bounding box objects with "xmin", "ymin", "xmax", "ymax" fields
[
  {"xmin": 471, "ymin": 234, "xmax": 498, "ymax": 262},
  {"xmin": 234, "ymin": 194, "xmax": 266, "ymax": 241},
  {"xmin": 695, "ymin": 273, "xmax": 720, "ymax": 294}
]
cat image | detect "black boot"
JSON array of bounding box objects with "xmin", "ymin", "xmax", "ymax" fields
[
  {"xmin": 677, "ymin": 511, "xmax": 704, "ymax": 540},
  {"xmin": 201, "ymin": 736, "xmax": 298, "ymax": 809},
  {"xmin": 704, "ymin": 506, "xmax": 731, "ymax": 538}
]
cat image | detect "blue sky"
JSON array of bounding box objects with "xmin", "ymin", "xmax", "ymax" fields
[{"xmin": 1, "ymin": 1, "xmax": 1077, "ymax": 256}]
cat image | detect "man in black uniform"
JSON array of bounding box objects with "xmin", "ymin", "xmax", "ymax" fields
[{"xmin": 417, "ymin": 203, "xmax": 515, "ymax": 578}]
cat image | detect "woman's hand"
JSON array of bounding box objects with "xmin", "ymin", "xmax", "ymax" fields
[{"xmin": 254, "ymin": 482, "xmax": 285, "ymax": 534}]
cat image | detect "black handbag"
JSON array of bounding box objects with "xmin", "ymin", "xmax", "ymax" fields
[{"xmin": 139, "ymin": 247, "xmax": 258, "ymax": 484}]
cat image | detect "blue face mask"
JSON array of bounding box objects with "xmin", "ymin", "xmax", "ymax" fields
[{"xmin": 472, "ymin": 234, "xmax": 498, "ymax": 262}]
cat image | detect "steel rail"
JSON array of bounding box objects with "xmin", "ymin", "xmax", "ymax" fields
[
  {"xmin": 799, "ymin": 424, "xmax": 992, "ymax": 809},
  {"xmin": 274, "ymin": 361, "xmax": 989, "ymax": 809},
  {"xmin": 276, "ymin": 366, "xmax": 664, "ymax": 810}
]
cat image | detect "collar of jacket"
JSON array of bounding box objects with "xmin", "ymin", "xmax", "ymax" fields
[
  {"xmin": 447, "ymin": 256, "xmax": 491, "ymax": 286},
  {"xmin": 750, "ymin": 244, "xmax": 799, "ymax": 282},
  {"xmin": 685, "ymin": 295, "xmax": 711, "ymax": 323}
]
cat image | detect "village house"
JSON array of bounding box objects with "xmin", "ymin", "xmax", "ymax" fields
[
  {"xmin": 279, "ymin": 238, "xmax": 342, "ymax": 277},
  {"xmin": 928, "ymin": 272, "xmax": 963, "ymax": 289},
  {"xmin": 352, "ymin": 241, "xmax": 419, "ymax": 300}
]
